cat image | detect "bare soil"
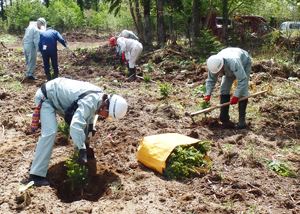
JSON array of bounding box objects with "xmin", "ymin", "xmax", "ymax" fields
[{"xmin": 0, "ymin": 34, "xmax": 299, "ymax": 214}]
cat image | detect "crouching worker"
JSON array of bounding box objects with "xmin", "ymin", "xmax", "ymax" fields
[
  {"xmin": 204, "ymin": 47, "xmax": 251, "ymax": 129},
  {"xmin": 119, "ymin": 29, "xmax": 139, "ymax": 40},
  {"xmin": 109, "ymin": 36, "xmax": 143, "ymax": 80},
  {"xmin": 23, "ymin": 77, "xmax": 128, "ymax": 186}
]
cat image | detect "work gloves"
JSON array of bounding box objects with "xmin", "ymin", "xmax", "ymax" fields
[
  {"xmin": 230, "ymin": 96, "xmax": 239, "ymax": 105},
  {"xmin": 204, "ymin": 95, "xmax": 239, "ymax": 105},
  {"xmin": 203, "ymin": 95, "xmax": 211, "ymax": 103},
  {"xmin": 121, "ymin": 52, "xmax": 126, "ymax": 62}
]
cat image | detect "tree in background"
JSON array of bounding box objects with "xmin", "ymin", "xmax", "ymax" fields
[
  {"xmin": 0, "ymin": 0, "xmax": 5, "ymax": 20},
  {"xmin": 192, "ymin": 0, "xmax": 201, "ymax": 43}
]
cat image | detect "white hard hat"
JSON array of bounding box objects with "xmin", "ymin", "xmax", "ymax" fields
[
  {"xmin": 108, "ymin": 95, "xmax": 128, "ymax": 119},
  {"xmin": 207, "ymin": 55, "xmax": 224, "ymax": 74},
  {"xmin": 37, "ymin": 17, "xmax": 46, "ymax": 26}
]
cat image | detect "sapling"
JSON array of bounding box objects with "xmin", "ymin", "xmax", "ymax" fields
[
  {"xmin": 64, "ymin": 151, "xmax": 88, "ymax": 192},
  {"xmin": 164, "ymin": 141, "xmax": 212, "ymax": 180},
  {"xmin": 57, "ymin": 121, "xmax": 70, "ymax": 141},
  {"xmin": 143, "ymin": 74, "xmax": 151, "ymax": 83},
  {"xmin": 159, "ymin": 82, "xmax": 172, "ymax": 98}
]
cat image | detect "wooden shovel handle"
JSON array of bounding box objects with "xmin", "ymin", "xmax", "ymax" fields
[{"xmin": 190, "ymin": 90, "xmax": 268, "ymax": 117}]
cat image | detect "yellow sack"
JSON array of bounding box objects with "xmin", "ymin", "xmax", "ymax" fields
[{"xmin": 136, "ymin": 133, "xmax": 201, "ymax": 174}]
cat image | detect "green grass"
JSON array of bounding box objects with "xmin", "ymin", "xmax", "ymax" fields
[
  {"xmin": 0, "ymin": 34, "xmax": 18, "ymax": 44},
  {"xmin": 267, "ymin": 159, "xmax": 297, "ymax": 178}
]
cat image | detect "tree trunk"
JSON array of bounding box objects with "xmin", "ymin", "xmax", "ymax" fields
[
  {"xmin": 222, "ymin": 0, "xmax": 229, "ymax": 44},
  {"xmin": 143, "ymin": 0, "xmax": 152, "ymax": 50},
  {"xmin": 77, "ymin": 0, "xmax": 84, "ymax": 11},
  {"xmin": 44, "ymin": 0, "xmax": 50, "ymax": 7},
  {"xmin": 192, "ymin": 0, "xmax": 201, "ymax": 44},
  {"xmin": 134, "ymin": 0, "xmax": 144, "ymax": 42},
  {"xmin": 156, "ymin": 0, "xmax": 165, "ymax": 48},
  {"xmin": 0, "ymin": 0, "xmax": 5, "ymax": 21},
  {"xmin": 128, "ymin": 0, "xmax": 139, "ymax": 36}
]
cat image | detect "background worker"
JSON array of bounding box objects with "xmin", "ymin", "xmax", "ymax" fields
[
  {"xmin": 204, "ymin": 47, "xmax": 252, "ymax": 129},
  {"xmin": 22, "ymin": 18, "xmax": 46, "ymax": 80},
  {"xmin": 109, "ymin": 36, "xmax": 143, "ymax": 80},
  {"xmin": 23, "ymin": 77, "xmax": 128, "ymax": 186},
  {"xmin": 39, "ymin": 27, "xmax": 68, "ymax": 80},
  {"xmin": 119, "ymin": 29, "xmax": 139, "ymax": 40}
]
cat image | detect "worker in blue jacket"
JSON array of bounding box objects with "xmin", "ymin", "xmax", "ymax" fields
[{"xmin": 39, "ymin": 28, "xmax": 68, "ymax": 80}]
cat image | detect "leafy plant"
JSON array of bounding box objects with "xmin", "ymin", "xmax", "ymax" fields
[
  {"xmin": 65, "ymin": 151, "xmax": 88, "ymax": 191},
  {"xmin": 199, "ymin": 101, "xmax": 211, "ymax": 109},
  {"xmin": 267, "ymin": 160, "xmax": 296, "ymax": 178},
  {"xmin": 159, "ymin": 82, "xmax": 172, "ymax": 98},
  {"xmin": 57, "ymin": 121, "xmax": 70, "ymax": 139},
  {"xmin": 192, "ymin": 29, "xmax": 224, "ymax": 62},
  {"xmin": 164, "ymin": 141, "xmax": 212, "ymax": 180},
  {"xmin": 143, "ymin": 62, "xmax": 154, "ymax": 73},
  {"xmin": 143, "ymin": 74, "xmax": 151, "ymax": 83},
  {"xmin": 193, "ymin": 84, "xmax": 206, "ymax": 96}
]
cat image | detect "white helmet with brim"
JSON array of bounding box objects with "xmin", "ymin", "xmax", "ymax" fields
[
  {"xmin": 108, "ymin": 94, "xmax": 128, "ymax": 120},
  {"xmin": 207, "ymin": 55, "xmax": 224, "ymax": 74},
  {"xmin": 37, "ymin": 17, "xmax": 46, "ymax": 26}
]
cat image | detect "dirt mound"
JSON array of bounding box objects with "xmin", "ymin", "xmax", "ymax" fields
[
  {"xmin": 252, "ymin": 60, "xmax": 300, "ymax": 78},
  {"xmin": 63, "ymin": 32, "xmax": 102, "ymax": 43}
]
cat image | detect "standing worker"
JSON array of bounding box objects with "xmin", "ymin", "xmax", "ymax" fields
[
  {"xmin": 39, "ymin": 27, "xmax": 68, "ymax": 81},
  {"xmin": 204, "ymin": 47, "xmax": 252, "ymax": 129},
  {"xmin": 119, "ymin": 29, "xmax": 139, "ymax": 40},
  {"xmin": 109, "ymin": 36, "xmax": 143, "ymax": 80},
  {"xmin": 23, "ymin": 18, "xmax": 46, "ymax": 80},
  {"xmin": 22, "ymin": 77, "xmax": 128, "ymax": 186}
]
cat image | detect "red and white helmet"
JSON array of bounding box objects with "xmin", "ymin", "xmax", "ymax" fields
[{"xmin": 109, "ymin": 37, "xmax": 117, "ymax": 47}]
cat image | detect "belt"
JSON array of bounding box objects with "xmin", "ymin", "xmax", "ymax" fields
[{"xmin": 41, "ymin": 83, "xmax": 48, "ymax": 99}]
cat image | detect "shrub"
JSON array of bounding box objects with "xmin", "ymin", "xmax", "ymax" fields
[
  {"xmin": 164, "ymin": 141, "xmax": 212, "ymax": 180},
  {"xmin": 159, "ymin": 82, "xmax": 172, "ymax": 98},
  {"xmin": 65, "ymin": 151, "xmax": 88, "ymax": 191}
]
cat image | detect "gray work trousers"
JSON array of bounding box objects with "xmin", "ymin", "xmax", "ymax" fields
[{"xmin": 24, "ymin": 43, "xmax": 37, "ymax": 77}]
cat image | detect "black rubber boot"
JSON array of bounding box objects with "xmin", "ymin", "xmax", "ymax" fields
[
  {"xmin": 78, "ymin": 149, "xmax": 87, "ymax": 164},
  {"xmin": 236, "ymin": 99, "xmax": 248, "ymax": 129},
  {"xmin": 220, "ymin": 94, "xmax": 235, "ymax": 128},
  {"xmin": 220, "ymin": 94, "xmax": 231, "ymax": 122},
  {"xmin": 21, "ymin": 174, "xmax": 49, "ymax": 186},
  {"xmin": 128, "ymin": 67, "xmax": 137, "ymax": 80}
]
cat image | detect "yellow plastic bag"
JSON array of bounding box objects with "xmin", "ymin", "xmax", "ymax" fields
[{"xmin": 136, "ymin": 133, "xmax": 201, "ymax": 174}]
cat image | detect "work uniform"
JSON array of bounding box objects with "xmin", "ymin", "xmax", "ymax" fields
[
  {"xmin": 23, "ymin": 22, "xmax": 40, "ymax": 78},
  {"xmin": 30, "ymin": 78, "xmax": 103, "ymax": 177},
  {"xmin": 205, "ymin": 47, "xmax": 252, "ymax": 128},
  {"xmin": 39, "ymin": 29, "xmax": 67, "ymax": 80},
  {"xmin": 205, "ymin": 47, "xmax": 251, "ymax": 97},
  {"xmin": 116, "ymin": 37, "xmax": 143, "ymax": 69},
  {"xmin": 119, "ymin": 30, "xmax": 139, "ymax": 40}
]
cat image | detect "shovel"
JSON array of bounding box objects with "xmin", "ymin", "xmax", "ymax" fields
[{"xmin": 187, "ymin": 89, "xmax": 269, "ymax": 117}]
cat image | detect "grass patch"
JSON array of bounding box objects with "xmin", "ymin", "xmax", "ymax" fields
[
  {"xmin": 267, "ymin": 159, "xmax": 297, "ymax": 178},
  {"xmin": 0, "ymin": 34, "xmax": 18, "ymax": 44}
]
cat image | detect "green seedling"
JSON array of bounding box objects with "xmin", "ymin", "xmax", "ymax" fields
[
  {"xmin": 65, "ymin": 151, "xmax": 88, "ymax": 192},
  {"xmin": 199, "ymin": 100, "xmax": 211, "ymax": 109},
  {"xmin": 143, "ymin": 62, "xmax": 154, "ymax": 72},
  {"xmin": 164, "ymin": 141, "xmax": 212, "ymax": 180},
  {"xmin": 57, "ymin": 121, "xmax": 70, "ymax": 139},
  {"xmin": 159, "ymin": 82, "xmax": 172, "ymax": 98},
  {"xmin": 194, "ymin": 84, "xmax": 206, "ymax": 94},
  {"xmin": 143, "ymin": 74, "xmax": 151, "ymax": 83},
  {"xmin": 267, "ymin": 160, "xmax": 296, "ymax": 178}
]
